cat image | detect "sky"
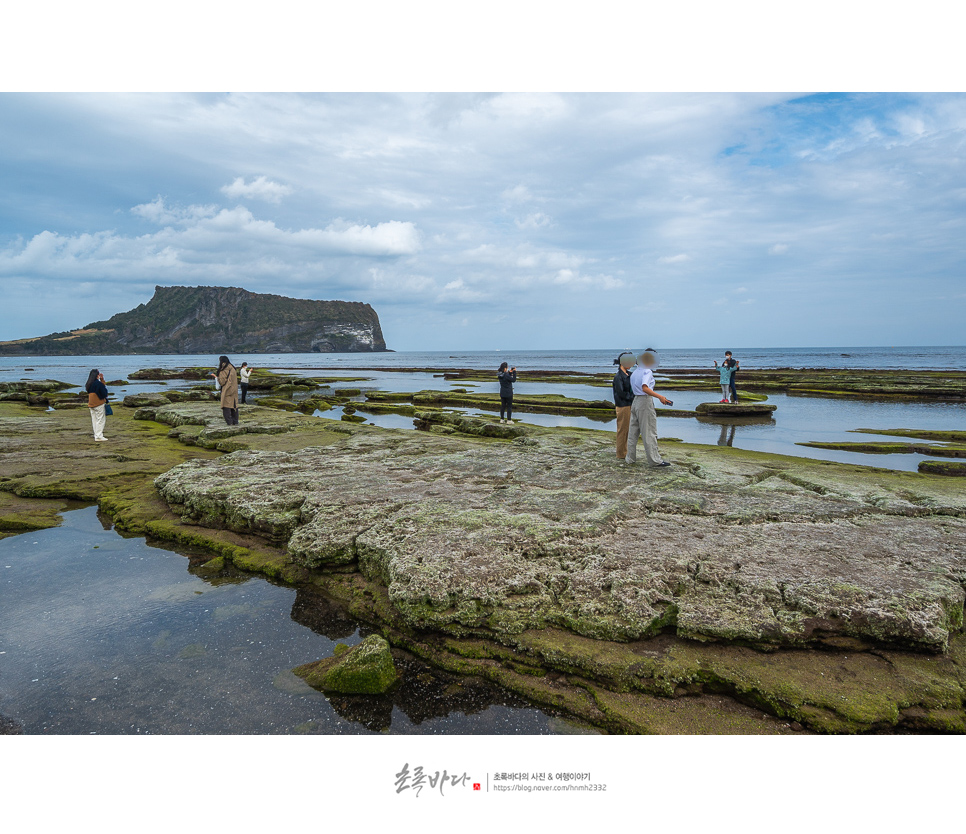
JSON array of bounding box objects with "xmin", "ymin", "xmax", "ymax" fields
[{"xmin": 1, "ymin": 92, "xmax": 964, "ymax": 351}]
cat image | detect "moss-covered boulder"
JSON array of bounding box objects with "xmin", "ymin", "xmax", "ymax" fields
[
  {"xmin": 122, "ymin": 393, "xmax": 171, "ymax": 408},
  {"xmin": 800, "ymin": 440, "xmax": 966, "ymax": 458},
  {"xmin": 129, "ymin": 367, "xmax": 212, "ymax": 381},
  {"xmin": 695, "ymin": 402, "xmax": 778, "ymax": 417},
  {"xmin": 195, "ymin": 556, "xmax": 225, "ymax": 573},
  {"xmin": 293, "ymin": 634, "xmax": 399, "ymax": 694},
  {"xmin": 165, "ymin": 389, "xmax": 216, "ymax": 403},
  {"xmin": 413, "ymin": 409, "xmax": 527, "ymax": 439},
  {"xmin": 0, "ymin": 380, "xmax": 73, "ymax": 394},
  {"xmin": 357, "ymin": 402, "xmax": 417, "ymax": 417},
  {"xmin": 255, "ymin": 397, "xmax": 301, "ymax": 412},
  {"xmin": 919, "ymin": 461, "xmax": 966, "ymax": 477}
]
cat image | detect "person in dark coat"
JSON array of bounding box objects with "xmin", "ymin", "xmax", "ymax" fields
[
  {"xmin": 612, "ymin": 352, "xmax": 636, "ymax": 459},
  {"xmin": 85, "ymin": 368, "xmax": 110, "ymax": 441},
  {"xmin": 497, "ymin": 361, "xmax": 517, "ymax": 423}
]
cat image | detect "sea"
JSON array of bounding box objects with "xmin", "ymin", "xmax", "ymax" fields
[{"xmin": 2, "ymin": 345, "xmax": 966, "ymax": 382}]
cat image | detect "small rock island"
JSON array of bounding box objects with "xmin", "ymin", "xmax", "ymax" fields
[{"xmin": 0, "ymin": 285, "xmax": 388, "ymax": 355}]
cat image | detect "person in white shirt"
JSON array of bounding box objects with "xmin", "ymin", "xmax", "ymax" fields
[
  {"xmin": 626, "ymin": 349, "xmax": 672, "ymax": 467},
  {"xmin": 239, "ymin": 362, "xmax": 254, "ymax": 404}
]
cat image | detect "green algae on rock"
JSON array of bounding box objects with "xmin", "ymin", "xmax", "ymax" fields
[
  {"xmin": 413, "ymin": 409, "xmax": 528, "ymax": 439},
  {"xmin": 919, "ymin": 461, "xmax": 966, "ymax": 477},
  {"xmin": 800, "ymin": 440, "xmax": 966, "ymax": 458},
  {"xmin": 294, "ymin": 634, "xmax": 399, "ymax": 694},
  {"xmin": 6, "ymin": 397, "xmax": 966, "ymax": 734},
  {"xmin": 367, "ymin": 389, "xmax": 700, "ymax": 420},
  {"xmin": 153, "ymin": 424, "xmax": 966, "ymax": 654},
  {"xmin": 122, "ymin": 393, "xmax": 171, "ymax": 408},
  {"xmin": 853, "ymin": 428, "xmax": 966, "ymax": 444},
  {"xmin": 695, "ymin": 402, "xmax": 778, "ymax": 417},
  {"xmin": 0, "ymin": 380, "xmax": 74, "ymax": 394},
  {"xmin": 350, "ymin": 364, "xmax": 966, "ymax": 402}
]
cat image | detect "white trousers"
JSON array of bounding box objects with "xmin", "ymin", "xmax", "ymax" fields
[
  {"xmin": 721, "ymin": 384, "xmax": 731, "ymax": 399},
  {"xmin": 90, "ymin": 405, "xmax": 106, "ymax": 440},
  {"xmin": 625, "ymin": 395, "xmax": 663, "ymax": 465}
]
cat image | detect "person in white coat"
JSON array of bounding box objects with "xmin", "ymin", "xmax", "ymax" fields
[
  {"xmin": 625, "ymin": 350, "xmax": 672, "ymax": 468},
  {"xmin": 239, "ymin": 362, "xmax": 254, "ymax": 404}
]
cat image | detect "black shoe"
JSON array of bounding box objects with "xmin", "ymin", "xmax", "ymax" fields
[{"xmin": 652, "ymin": 461, "xmax": 672, "ymax": 468}]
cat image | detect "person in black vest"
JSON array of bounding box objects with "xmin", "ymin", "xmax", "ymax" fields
[
  {"xmin": 498, "ymin": 361, "xmax": 517, "ymax": 423},
  {"xmin": 612, "ymin": 351, "xmax": 635, "ymax": 459}
]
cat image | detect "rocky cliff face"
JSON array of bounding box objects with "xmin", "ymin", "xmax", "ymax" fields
[{"xmin": 0, "ymin": 285, "xmax": 388, "ymax": 355}]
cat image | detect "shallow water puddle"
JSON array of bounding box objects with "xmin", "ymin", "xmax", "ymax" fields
[{"xmin": 0, "ymin": 507, "xmax": 566, "ymax": 734}]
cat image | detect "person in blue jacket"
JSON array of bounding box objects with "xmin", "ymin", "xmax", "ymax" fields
[
  {"xmin": 498, "ymin": 361, "xmax": 517, "ymax": 423},
  {"xmin": 714, "ymin": 351, "xmax": 738, "ymax": 403}
]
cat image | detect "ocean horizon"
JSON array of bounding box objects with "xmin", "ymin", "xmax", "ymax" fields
[{"xmin": 3, "ymin": 344, "xmax": 965, "ymax": 382}]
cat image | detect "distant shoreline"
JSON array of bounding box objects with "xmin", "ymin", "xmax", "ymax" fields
[{"xmin": 2, "ymin": 346, "xmax": 965, "ymax": 374}]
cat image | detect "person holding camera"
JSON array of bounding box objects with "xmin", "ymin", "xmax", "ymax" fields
[
  {"xmin": 85, "ymin": 368, "xmax": 111, "ymax": 442},
  {"xmin": 498, "ymin": 361, "xmax": 517, "ymax": 423},
  {"xmin": 239, "ymin": 362, "xmax": 254, "ymax": 404},
  {"xmin": 626, "ymin": 349, "xmax": 672, "ymax": 468}
]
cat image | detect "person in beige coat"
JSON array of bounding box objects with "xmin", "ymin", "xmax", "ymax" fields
[{"xmin": 213, "ymin": 355, "xmax": 239, "ymax": 425}]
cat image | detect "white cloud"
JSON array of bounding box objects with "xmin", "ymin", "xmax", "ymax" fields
[
  {"xmin": 131, "ymin": 197, "xmax": 217, "ymax": 225},
  {"xmin": 657, "ymin": 253, "xmax": 691, "ymax": 264},
  {"xmin": 438, "ymin": 277, "xmax": 487, "ymax": 303},
  {"xmin": 769, "ymin": 243, "xmax": 789, "ymax": 255},
  {"xmin": 0, "ymin": 203, "xmax": 421, "ymax": 286},
  {"xmin": 551, "ymin": 269, "xmax": 624, "ymax": 290},
  {"xmin": 502, "ymin": 184, "xmax": 532, "ymax": 203},
  {"xmin": 370, "ymin": 189, "xmax": 430, "ymax": 209},
  {"xmin": 484, "ymin": 93, "xmax": 569, "ymax": 120},
  {"xmin": 515, "ymin": 212, "xmax": 553, "ymax": 230},
  {"xmin": 459, "ymin": 243, "xmax": 586, "ymax": 271},
  {"xmin": 220, "ymin": 175, "xmax": 293, "ymax": 204}
]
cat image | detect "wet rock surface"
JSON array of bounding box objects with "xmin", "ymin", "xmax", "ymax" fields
[
  {"xmin": 919, "ymin": 461, "xmax": 966, "ymax": 477},
  {"xmin": 695, "ymin": 402, "xmax": 778, "ymax": 416},
  {"xmin": 5, "ymin": 397, "xmax": 966, "ymax": 733},
  {"xmin": 155, "ymin": 422, "xmax": 966, "ymax": 653}
]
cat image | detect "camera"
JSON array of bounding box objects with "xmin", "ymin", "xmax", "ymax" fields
[{"xmin": 664, "ymin": 399, "xmax": 674, "ymax": 406}]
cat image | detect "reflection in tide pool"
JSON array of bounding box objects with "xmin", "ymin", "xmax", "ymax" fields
[
  {"xmin": 344, "ymin": 392, "xmax": 966, "ymax": 473},
  {"xmin": 0, "ymin": 508, "xmax": 574, "ymax": 735}
]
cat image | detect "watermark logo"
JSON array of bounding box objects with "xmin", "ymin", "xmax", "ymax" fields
[{"xmin": 394, "ymin": 762, "xmax": 473, "ymax": 797}]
